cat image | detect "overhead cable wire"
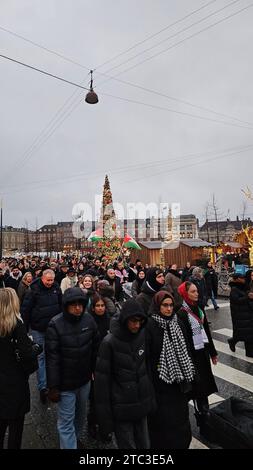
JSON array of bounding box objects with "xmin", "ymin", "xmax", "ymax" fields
[
  {"xmin": 121, "ymin": 144, "xmax": 253, "ymax": 184},
  {"xmin": 0, "ymin": 1, "xmax": 222, "ymax": 184},
  {"xmin": 1, "ymin": 0, "xmax": 251, "ymax": 129},
  {"xmin": 0, "ymin": 24, "xmax": 90, "ymax": 71},
  {"xmin": 0, "ymin": 1, "xmax": 252, "ymax": 185},
  {"xmin": 1, "ymin": 53, "xmax": 252, "ymax": 131},
  {"xmin": 1, "ymin": 94, "xmax": 83, "ymax": 183},
  {"xmin": 96, "ymin": 0, "xmax": 242, "ymax": 75},
  {"xmin": 2, "ymin": 143, "xmax": 252, "ymax": 194},
  {"xmin": 93, "ymin": 0, "xmax": 218, "ymax": 70},
  {"xmin": 4, "ymin": 144, "xmax": 252, "ymax": 194},
  {"xmin": 0, "ymin": 53, "xmax": 90, "ymax": 91},
  {"xmin": 0, "ymin": 1, "xmax": 218, "ymax": 75},
  {"xmin": 0, "ymin": 0, "xmax": 251, "ymax": 182},
  {"xmin": 0, "ymin": 64, "xmax": 89, "ymax": 185},
  {"xmin": 96, "ymin": 77, "xmax": 253, "ymax": 128},
  {"xmin": 101, "ymin": 91, "xmax": 253, "ymax": 130},
  {"xmin": 99, "ymin": 2, "xmax": 253, "ymax": 80},
  {"xmin": 0, "ymin": 81, "xmax": 88, "ymax": 185},
  {"xmin": 2, "ymin": 142, "xmax": 248, "ymax": 190}
]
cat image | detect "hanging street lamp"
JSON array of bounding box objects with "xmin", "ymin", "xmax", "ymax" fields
[{"xmin": 85, "ymin": 70, "xmax": 99, "ymax": 104}]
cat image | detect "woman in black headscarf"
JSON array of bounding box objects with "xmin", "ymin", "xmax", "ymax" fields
[
  {"xmin": 136, "ymin": 268, "xmax": 164, "ymax": 314},
  {"xmin": 131, "ymin": 269, "xmax": 145, "ymax": 298},
  {"xmin": 146, "ymin": 290, "xmax": 195, "ymax": 448}
]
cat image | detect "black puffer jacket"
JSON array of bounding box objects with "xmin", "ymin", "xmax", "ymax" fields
[
  {"xmin": 229, "ymin": 281, "xmax": 253, "ymax": 342},
  {"xmin": 21, "ymin": 278, "xmax": 62, "ymax": 332},
  {"xmin": 94, "ymin": 299, "xmax": 155, "ymax": 435},
  {"xmin": 45, "ymin": 287, "xmax": 100, "ymax": 391}
]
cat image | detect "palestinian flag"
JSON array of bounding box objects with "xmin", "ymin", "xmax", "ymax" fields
[
  {"xmin": 123, "ymin": 234, "xmax": 141, "ymax": 250},
  {"xmin": 88, "ymin": 228, "xmax": 103, "ymax": 242}
]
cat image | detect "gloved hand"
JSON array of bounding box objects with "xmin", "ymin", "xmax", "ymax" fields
[{"xmin": 48, "ymin": 388, "xmax": 61, "ymax": 403}]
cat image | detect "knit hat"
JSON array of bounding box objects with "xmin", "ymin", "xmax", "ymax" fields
[
  {"xmin": 119, "ymin": 299, "xmax": 146, "ymax": 326},
  {"xmin": 62, "ymin": 287, "xmax": 88, "ymax": 309}
]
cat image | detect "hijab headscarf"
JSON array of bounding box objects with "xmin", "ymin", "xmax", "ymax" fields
[
  {"xmin": 146, "ymin": 267, "xmax": 164, "ymax": 292},
  {"xmin": 151, "ymin": 290, "xmax": 195, "ymax": 385},
  {"xmin": 177, "ymin": 282, "xmax": 208, "ymax": 351},
  {"xmin": 178, "ymin": 281, "xmax": 195, "ymax": 306}
]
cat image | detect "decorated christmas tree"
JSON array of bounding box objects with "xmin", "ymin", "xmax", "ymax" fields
[{"xmin": 93, "ymin": 175, "xmax": 122, "ymax": 262}]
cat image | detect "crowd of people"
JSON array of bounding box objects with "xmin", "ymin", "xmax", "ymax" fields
[{"xmin": 0, "ymin": 253, "xmax": 252, "ymax": 449}]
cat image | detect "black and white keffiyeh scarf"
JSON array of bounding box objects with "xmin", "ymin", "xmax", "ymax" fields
[
  {"xmin": 152, "ymin": 313, "xmax": 195, "ymax": 385},
  {"xmin": 181, "ymin": 301, "xmax": 208, "ymax": 351}
]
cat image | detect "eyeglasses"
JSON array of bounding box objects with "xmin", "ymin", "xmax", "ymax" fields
[{"xmin": 161, "ymin": 303, "xmax": 173, "ymax": 309}]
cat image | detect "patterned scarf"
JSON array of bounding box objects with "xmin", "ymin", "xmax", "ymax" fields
[
  {"xmin": 152, "ymin": 313, "xmax": 195, "ymax": 385},
  {"xmin": 182, "ymin": 301, "xmax": 208, "ymax": 350}
]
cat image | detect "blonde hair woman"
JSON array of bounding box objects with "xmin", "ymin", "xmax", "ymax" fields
[
  {"xmin": 0, "ymin": 288, "xmax": 37, "ymax": 448},
  {"xmin": 17, "ymin": 272, "xmax": 33, "ymax": 306}
]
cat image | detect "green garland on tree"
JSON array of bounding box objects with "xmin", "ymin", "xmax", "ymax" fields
[{"xmin": 94, "ymin": 175, "xmax": 122, "ymax": 262}]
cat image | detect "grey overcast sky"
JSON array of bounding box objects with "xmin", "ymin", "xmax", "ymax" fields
[{"xmin": 1, "ymin": 0, "xmax": 253, "ymax": 229}]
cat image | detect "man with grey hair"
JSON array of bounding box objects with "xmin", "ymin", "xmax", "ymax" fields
[{"xmin": 21, "ymin": 269, "xmax": 62, "ymax": 403}]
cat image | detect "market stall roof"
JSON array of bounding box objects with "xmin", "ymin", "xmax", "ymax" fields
[
  {"xmin": 181, "ymin": 238, "xmax": 213, "ymax": 248},
  {"xmin": 224, "ymin": 241, "xmax": 242, "ymax": 248},
  {"xmin": 139, "ymin": 238, "xmax": 212, "ymax": 250},
  {"xmin": 139, "ymin": 241, "xmax": 179, "ymax": 249}
]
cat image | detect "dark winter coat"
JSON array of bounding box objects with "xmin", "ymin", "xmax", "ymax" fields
[
  {"xmin": 229, "ymin": 281, "xmax": 253, "ymax": 342},
  {"xmin": 164, "ymin": 270, "xmax": 181, "ymax": 291},
  {"xmin": 5, "ymin": 274, "xmax": 22, "ymax": 292},
  {"xmin": 0, "ymin": 319, "xmax": 34, "ymax": 419},
  {"xmin": 17, "ymin": 281, "xmax": 31, "ymax": 306},
  {"xmin": 21, "ymin": 278, "xmax": 62, "ymax": 332},
  {"xmin": 98, "ymin": 285, "xmax": 116, "ymax": 316},
  {"xmin": 94, "ymin": 305, "xmax": 155, "ymax": 435},
  {"xmin": 0, "ymin": 275, "xmax": 6, "ymax": 288},
  {"xmin": 145, "ymin": 316, "xmax": 192, "ymax": 449},
  {"xmin": 136, "ymin": 281, "xmax": 156, "ymax": 314},
  {"xmin": 177, "ymin": 306, "xmax": 218, "ymax": 399},
  {"xmin": 189, "ymin": 276, "xmax": 208, "ymax": 310},
  {"xmin": 90, "ymin": 311, "xmax": 110, "ymax": 345},
  {"xmin": 131, "ymin": 279, "xmax": 143, "ymax": 298},
  {"xmin": 104, "ymin": 275, "xmax": 124, "ymax": 302},
  {"xmin": 127, "ymin": 267, "xmax": 137, "ymax": 283},
  {"xmin": 181, "ymin": 267, "xmax": 191, "ymax": 282},
  {"xmin": 45, "ymin": 288, "xmax": 100, "ymax": 391},
  {"xmin": 204, "ymin": 268, "xmax": 218, "ymax": 298}
]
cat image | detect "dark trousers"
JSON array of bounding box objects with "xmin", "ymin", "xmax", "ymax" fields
[
  {"xmin": 194, "ymin": 397, "xmax": 210, "ymax": 437},
  {"xmin": 115, "ymin": 417, "xmax": 150, "ymax": 449},
  {"xmin": 0, "ymin": 416, "xmax": 25, "ymax": 449},
  {"xmin": 196, "ymin": 396, "xmax": 209, "ymax": 414}
]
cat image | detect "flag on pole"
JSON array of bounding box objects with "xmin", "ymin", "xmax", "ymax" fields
[
  {"xmin": 87, "ymin": 228, "xmax": 103, "ymax": 242},
  {"xmin": 123, "ymin": 234, "xmax": 141, "ymax": 250}
]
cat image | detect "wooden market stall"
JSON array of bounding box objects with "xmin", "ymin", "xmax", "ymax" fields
[{"xmin": 130, "ymin": 238, "xmax": 214, "ymax": 267}]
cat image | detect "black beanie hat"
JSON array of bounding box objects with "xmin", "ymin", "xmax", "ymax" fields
[{"xmin": 119, "ymin": 299, "xmax": 146, "ymax": 326}]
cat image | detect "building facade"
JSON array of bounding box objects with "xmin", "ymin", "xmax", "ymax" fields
[{"xmin": 199, "ymin": 217, "xmax": 253, "ymax": 244}]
